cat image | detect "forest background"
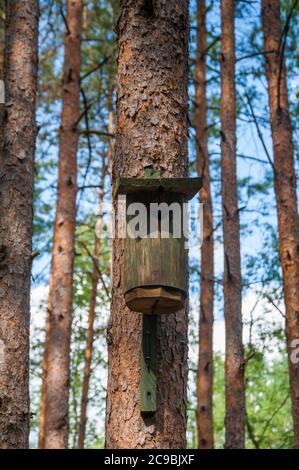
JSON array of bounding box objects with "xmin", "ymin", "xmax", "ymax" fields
[{"xmin": 1, "ymin": 0, "xmax": 298, "ymax": 449}]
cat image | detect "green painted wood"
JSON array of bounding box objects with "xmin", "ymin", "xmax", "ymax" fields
[
  {"xmin": 113, "ymin": 176, "xmax": 202, "ymax": 200},
  {"xmin": 125, "ymin": 192, "xmax": 188, "ymax": 296},
  {"xmin": 140, "ymin": 315, "xmax": 157, "ymax": 414},
  {"xmin": 144, "ymin": 167, "xmax": 161, "ymax": 179}
]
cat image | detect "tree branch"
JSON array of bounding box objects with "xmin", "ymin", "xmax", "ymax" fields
[
  {"xmin": 59, "ymin": 6, "xmax": 70, "ymax": 35},
  {"xmin": 80, "ymin": 56, "xmax": 111, "ymax": 82},
  {"xmin": 277, "ymin": 0, "xmax": 298, "ymax": 109},
  {"xmin": 246, "ymin": 94, "xmax": 275, "ymax": 174},
  {"xmin": 79, "ymin": 241, "xmax": 111, "ymax": 301}
]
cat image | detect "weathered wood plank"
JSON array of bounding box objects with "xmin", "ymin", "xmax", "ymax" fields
[
  {"xmin": 125, "ymin": 286, "xmax": 186, "ymax": 314},
  {"xmin": 140, "ymin": 315, "xmax": 157, "ymax": 414},
  {"xmin": 124, "ymin": 192, "xmax": 188, "ymax": 306},
  {"xmin": 113, "ymin": 177, "xmax": 202, "ymax": 200}
]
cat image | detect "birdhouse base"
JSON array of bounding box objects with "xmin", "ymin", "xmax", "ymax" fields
[{"xmin": 125, "ymin": 286, "xmax": 186, "ymax": 314}]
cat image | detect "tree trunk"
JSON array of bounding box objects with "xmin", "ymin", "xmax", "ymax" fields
[
  {"xmin": 0, "ymin": 0, "xmax": 38, "ymax": 448},
  {"xmin": 105, "ymin": 0, "xmax": 189, "ymax": 449},
  {"xmin": 38, "ymin": 0, "xmax": 83, "ymax": 449},
  {"xmin": 0, "ymin": 1, "xmax": 4, "ymax": 130},
  {"xmin": 77, "ymin": 157, "xmax": 107, "ymax": 448},
  {"xmin": 195, "ymin": 0, "xmax": 214, "ymax": 450},
  {"xmin": 0, "ymin": 2, "xmax": 4, "ymax": 80},
  {"xmin": 220, "ymin": 0, "xmax": 245, "ymax": 449},
  {"xmin": 107, "ymin": 89, "xmax": 114, "ymax": 190},
  {"xmin": 262, "ymin": 0, "xmax": 299, "ymax": 448}
]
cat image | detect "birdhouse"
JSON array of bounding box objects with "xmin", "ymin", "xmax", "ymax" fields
[{"xmin": 114, "ymin": 177, "xmax": 202, "ymax": 314}]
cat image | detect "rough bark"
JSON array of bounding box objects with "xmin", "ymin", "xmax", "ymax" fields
[
  {"xmin": 220, "ymin": 0, "xmax": 245, "ymax": 449},
  {"xmin": 105, "ymin": 0, "xmax": 189, "ymax": 449},
  {"xmin": 262, "ymin": 0, "xmax": 299, "ymax": 448},
  {"xmin": 77, "ymin": 158, "xmax": 107, "ymax": 449},
  {"xmin": 0, "ymin": 2, "xmax": 4, "ymax": 80},
  {"xmin": 107, "ymin": 90, "xmax": 114, "ymax": 190},
  {"xmin": 0, "ymin": 1, "xmax": 4, "ymax": 130},
  {"xmin": 38, "ymin": 0, "xmax": 83, "ymax": 449},
  {"xmin": 0, "ymin": 0, "xmax": 38, "ymax": 448},
  {"xmin": 195, "ymin": 0, "xmax": 214, "ymax": 450}
]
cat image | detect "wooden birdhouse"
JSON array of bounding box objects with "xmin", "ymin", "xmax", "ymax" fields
[{"xmin": 114, "ymin": 177, "xmax": 202, "ymax": 314}]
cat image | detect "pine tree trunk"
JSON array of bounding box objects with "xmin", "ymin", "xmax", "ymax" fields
[
  {"xmin": 77, "ymin": 158, "xmax": 107, "ymax": 448},
  {"xmin": 0, "ymin": 2, "xmax": 4, "ymax": 130},
  {"xmin": 39, "ymin": 0, "xmax": 83, "ymax": 449},
  {"xmin": 0, "ymin": 3, "xmax": 4, "ymax": 80},
  {"xmin": 107, "ymin": 91, "xmax": 114, "ymax": 189},
  {"xmin": 0, "ymin": 0, "xmax": 38, "ymax": 448},
  {"xmin": 262, "ymin": 0, "xmax": 299, "ymax": 448},
  {"xmin": 195, "ymin": 0, "xmax": 214, "ymax": 450},
  {"xmin": 105, "ymin": 0, "xmax": 189, "ymax": 449},
  {"xmin": 220, "ymin": 0, "xmax": 245, "ymax": 449}
]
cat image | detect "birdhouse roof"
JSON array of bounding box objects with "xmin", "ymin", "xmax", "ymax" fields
[{"xmin": 113, "ymin": 177, "xmax": 202, "ymax": 200}]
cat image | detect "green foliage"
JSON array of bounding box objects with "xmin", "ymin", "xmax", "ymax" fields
[
  {"xmin": 188, "ymin": 351, "xmax": 292, "ymax": 449},
  {"xmin": 245, "ymin": 349, "xmax": 292, "ymax": 449}
]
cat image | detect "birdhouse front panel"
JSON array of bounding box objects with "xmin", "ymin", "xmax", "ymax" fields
[{"xmin": 113, "ymin": 177, "xmax": 202, "ymax": 314}]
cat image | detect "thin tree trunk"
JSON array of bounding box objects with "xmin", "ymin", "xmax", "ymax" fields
[
  {"xmin": 220, "ymin": 0, "xmax": 245, "ymax": 449},
  {"xmin": 77, "ymin": 157, "xmax": 107, "ymax": 448},
  {"xmin": 262, "ymin": 0, "xmax": 299, "ymax": 448},
  {"xmin": 38, "ymin": 298, "xmax": 50, "ymax": 448},
  {"xmin": 105, "ymin": 0, "xmax": 189, "ymax": 449},
  {"xmin": 38, "ymin": 0, "xmax": 83, "ymax": 449},
  {"xmin": 77, "ymin": 78, "xmax": 115, "ymax": 448},
  {"xmin": 0, "ymin": 0, "xmax": 38, "ymax": 448},
  {"xmin": 107, "ymin": 91, "xmax": 114, "ymax": 190},
  {"xmin": 195, "ymin": 0, "xmax": 214, "ymax": 450}
]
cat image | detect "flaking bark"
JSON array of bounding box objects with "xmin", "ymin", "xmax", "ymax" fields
[
  {"xmin": 262, "ymin": 0, "xmax": 299, "ymax": 448},
  {"xmin": 0, "ymin": 0, "xmax": 38, "ymax": 448},
  {"xmin": 105, "ymin": 0, "xmax": 189, "ymax": 449}
]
